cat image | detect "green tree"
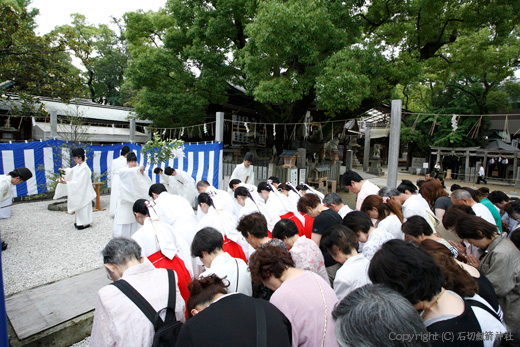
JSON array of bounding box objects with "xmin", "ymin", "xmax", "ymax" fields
[
  {"xmin": 0, "ymin": 2, "xmax": 85, "ymax": 100},
  {"xmin": 49, "ymin": 14, "xmax": 129, "ymax": 105}
]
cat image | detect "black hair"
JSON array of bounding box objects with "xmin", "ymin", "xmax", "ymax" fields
[
  {"xmin": 272, "ymin": 219, "xmax": 299, "ymax": 240},
  {"xmin": 164, "ymin": 167, "xmax": 174, "ymax": 175},
  {"xmin": 8, "ymin": 168, "xmax": 32, "ymax": 181},
  {"xmin": 442, "ymin": 205, "xmax": 475, "ymax": 229},
  {"xmin": 71, "ymin": 147, "xmax": 85, "ymax": 161},
  {"xmin": 191, "ymin": 227, "xmax": 224, "ymax": 258},
  {"xmin": 341, "ymin": 170, "xmax": 363, "ymax": 186},
  {"xmin": 148, "ymin": 183, "xmax": 167, "ymax": 197},
  {"xmin": 368, "ymin": 239, "xmax": 445, "ymax": 305},
  {"xmin": 234, "ymin": 186, "xmax": 249, "ymax": 198},
  {"xmin": 257, "ymin": 181, "xmax": 272, "ymax": 193},
  {"xmin": 132, "ymin": 199, "xmax": 149, "ymax": 216},
  {"xmin": 197, "ymin": 192, "xmax": 215, "ymax": 209},
  {"xmin": 121, "ymin": 145, "xmax": 130, "ymax": 156},
  {"xmin": 402, "ymin": 216, "xmax": 434, "ymax": 237},
  {"xmin": 487, "ymin": 191, "xmax": 509, "ymax": 204},
  {"xmin": 454, "ymin": 215, "xmax": 498, "ymax": 240},
  {"xmin": 397, "ymin": 180, "xmax": 417, "ymax": 194},
  {"xmin": 450, "ymin": 184, "xmax": 462, "ymax": 192},
  {"xmin": 126, "ymin": 152, "xmax": 137, "ymax": 162},
  {"xmin": 268, "ymin": 176, "xmax": 281, "ymax": 184},
  {"xmin": 321, "ymin": 224, "xmax": 358, "ymax": 256},
  {"xmin": 229, "ymin": 179, "xmax": 241, "ymax": 189},
  {"xmin": 295, "ymin": 184, "xmax": 308, "ymax": 191},
  {"xmin": 510, "ymin": 229, "xmax": 520, "ymax": 250},
  {"xmin": 153, "ymin": 167, "xmax": 163, "ymax": 174},
  {"xmin": 343, "ymin": 211, "xmax": 372, "ymax": 234}
]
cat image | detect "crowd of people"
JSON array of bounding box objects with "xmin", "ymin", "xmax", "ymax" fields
[{"xmin": 51, "ymin": 149, "xmax": 520, "ymax": 346}]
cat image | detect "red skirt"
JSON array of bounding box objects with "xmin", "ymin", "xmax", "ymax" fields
[
  {"xmin": 280, "ymin": 212, "xmax": 306, "ymax": 237},
  {"xmin": 148, "ymin": 251, "xmax": 191, "ymax": 308},
  {"xmin": 302, "ymin": 214, "xmax": 314, "ymax": 239},
  {"xmin": 223, "ymin": 236, "xmax": 247, "ymax": 263}
]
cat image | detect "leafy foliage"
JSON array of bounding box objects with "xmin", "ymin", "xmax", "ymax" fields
[{"xmin": 141, "ymin": 132, "xmax": 185, "ymax": 165}]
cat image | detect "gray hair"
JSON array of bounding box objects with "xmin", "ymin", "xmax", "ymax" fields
[
  {"xmin": 323, "ymin": 192, "xmax": 343, "ymax": 206},
  {"xmin": 378, "ymin": 187, "xmax": 400, "ymax": 198},
  {"xmin": 332, "ymin": 284, "xmax": 429, "ymax": 347},
  {"xmin": 102, "ymin": 238, "xmax": 142, "ymax": 266},
  {"xmin": 451, "ymin": 189, "xmax": 471, "ymax": 201}
]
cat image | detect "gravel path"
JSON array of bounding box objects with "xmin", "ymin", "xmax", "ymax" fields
[{"xmin": 1, "ymin": 196, "xmax": 113, "ymax": 296}]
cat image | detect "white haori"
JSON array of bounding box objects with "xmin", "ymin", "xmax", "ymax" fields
[
  {"xmin": 109, "ymin": 155, "xmax": 127, "ymax": 217},
  {"xmin": 132, "ymin": 217, "xmax": 193, "ymax": 277},
  {"xmin": 168, "ymin": 170, "xmax": 197, "ymax": 207},
  {"xmin": 54, "ymin": 162, "xmax": 96, "ymax": 226},
  {"xmin": 230, "ymin": 162, "xmax": 255, "ymax": 185},
  {"xmin": 153, "ymin": 192, "xmax": 198, "ymax": 247}
]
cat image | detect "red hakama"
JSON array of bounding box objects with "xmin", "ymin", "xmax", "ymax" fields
[
  {"xmin": 223, "ymin": 235, "xmax": 247, "ymax": 263},
  {"xmin": 148, "ymin": 251, "xmax": 191, "ymax": 308}
]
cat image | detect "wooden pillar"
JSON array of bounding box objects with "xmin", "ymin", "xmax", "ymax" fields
[
  {"xmin": 363, "ymin": 124, "xmax": 371, "ymax": 172},
  {"xmin": 387, "ymin": 99, "xmax": 402, "ymax": 189},
  {"xmin": 482, "ymin": 154, "xmax": 488, "ymax": 183},
  {"xmin": 513, "ymin": 154, "xmax": 518, "ymax": 186},
  {"xmin": 465, "ymin": 151, "xmax": 470, "ymax": 182}
]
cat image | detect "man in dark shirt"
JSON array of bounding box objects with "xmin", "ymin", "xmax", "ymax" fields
[
  {"xmin": 297, "ymin": 193, "xmax": 343, "ymax": 284},
  {"xmin": 177, "ymin": 293, "xmax": 292, "ymax": 346}
]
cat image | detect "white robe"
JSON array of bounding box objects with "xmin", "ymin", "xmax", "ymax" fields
[
  {"xmin": 109, "ymin": 156, "xmax": 127, "ymax": 217},
  {"xmin": 197, "ymin": 207, "xmax": 242, "ymax": 243},
  {"xmin": 200, "ymin": 186, "xmax": 238, "ymax": 219},
  {"xmin": 0, "ymin": 175, "xmax": 13, "ymax": 219},
  {"xmin": 54, "ymin": 162, "xmax": 97, "ymax": 227},
  {"xmin": 132, "ymin": 217, "xmax": 193, "ymax": 277},
  {"xmin": 230, "ymin": 162, "xmax": 255, "ymax": 185},
  {"xmin": 168, "ymin": 170, "xmax": 197, "ymax": 207},
  {"xmin": 159, "ymin": 173, "xmax": 176, "ymax": 194},
  {"xmin": 114, "ymin": 167, "xmax": 151, "ymax": 238},
  {"xmin": 153, "ymin": 192, "xmax": 198, "ymax": 247}
]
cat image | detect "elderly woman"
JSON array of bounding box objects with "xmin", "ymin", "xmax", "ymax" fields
[
  {"xmin": 454, "ymin": 215, "xmax": 520, "ymax": 331},
  {"xmin": 333, "ymin": 284, "xmax": 429, "ymax": 347},
  {"xmin": 249, "ymin": 245, "xmax": 338, "ymax": 347},
  {"xmin": 91, "ymin": 238, "xmax": 185, "ymax": 346},
  {"xmin": 271, "ymin": 219, "xmax": 328, "ymax": 282},
  {"xmin": 368, "ymin": 240, "xmax": 506, "ymax": 346}
]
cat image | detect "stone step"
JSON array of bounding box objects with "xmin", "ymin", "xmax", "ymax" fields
[{"xmin": 6, "ymin": 267, "xmax": 109, "ymax": 346}]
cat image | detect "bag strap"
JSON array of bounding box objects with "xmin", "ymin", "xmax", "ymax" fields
[
  {"xmin": 254, "ymin": 299, "xmax": 267, "ymax": 347},
  {"xmin": 111, "ymin": 279, "xmax": 157, "ymax": 324},
  {"xmin": 164, "ymin": 269, "xmax": 177, "ymax": 323},
  {"xmin": 466, "ymin": 298, "xmax": 502, "ymax": 322},
  {"xmin": 235, "ymin": 258, "xmax": 239, "ymax": 293}
]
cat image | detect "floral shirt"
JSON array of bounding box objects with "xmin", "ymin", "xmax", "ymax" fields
[{"xmin": 290, "ymin": 236, "xmax": 329, "ymax": 282}]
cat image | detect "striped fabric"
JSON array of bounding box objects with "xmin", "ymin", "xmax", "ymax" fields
[{"xmin": 0, "ymin": 140, "xmax": 223, "ymax": 197}]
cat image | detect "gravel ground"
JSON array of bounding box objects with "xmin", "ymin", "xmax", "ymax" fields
[
  {"xmin": 70, "ymin": 336, "xmax": 90, "ymax": 346},
  {"xmin": 1, "ymin": 195, "xmax": 113, "ymax": 296}
]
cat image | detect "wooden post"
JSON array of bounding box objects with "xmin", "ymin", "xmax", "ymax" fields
[
  {"xmin": 387, "ymin": 100, "xmax": 402, "ymax": 189},
  {"xmin": 465, "ymin": 151, "xmax": 470, "ymax": 182},
  {"xmin": 216, "ymin": 112, "xmax": 224, "ymax": 189},
  {"xmin": 92, "ymin": 182, "xmax": 105, "ymax": 211},
  {"xmin": 129, "ymin": 117, "xmax": 136, "ymax": 143},
  {"xmin": 363, "ymin": 123, "xmax": 371, "ymax": 172},
  {"xmin": 50, "ymin": 109, "xmax": 58, "ymax": 139},
  {"xmin": 513, "ymin": 154, "xmax": 518, "ymax": 188}
]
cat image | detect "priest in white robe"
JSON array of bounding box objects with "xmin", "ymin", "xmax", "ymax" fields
[
  {"xmin": 164, "ymin": 167, "xmax": 197, "ymax": 208},
  {"xmin": 0, "ymin": 168, "xmax": 32, "ymax": 249},
  {"xmin": 55, "ymin": 148, "xmax": 97, "ymax": 230},
  {"xmin": 109, "ymin": 146, "xmax": 130, "ymax": 217},
  {"xmin": 114, "ymin": 152, "xmax": 151, "ymax": 238},
  {"xmin": 196, "ymin": 180, "xmax": 238, "ymax": 220},
  {"xmin": 149, "ymin": 184, "xmax": 198, "ymax": 246},
  {"xmin": 230, "ymin": 152, "xmax": 255, "ymax": 186},
  {"xmin": 131, "ymin": 199, "xmax": 193, "ymax": 277},
  {"xmin": 153, "ymin": 167, "xmax": 176, "ymax": 194}
]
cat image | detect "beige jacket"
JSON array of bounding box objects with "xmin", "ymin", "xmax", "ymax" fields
[{"xmin": 479, "ymin": 233, "xmax": 520, "ymax": 331}]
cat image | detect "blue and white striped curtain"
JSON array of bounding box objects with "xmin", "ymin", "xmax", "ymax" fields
[{"xmin": 0, "ymin": 140, "xmax": 223, "ymax": 197}]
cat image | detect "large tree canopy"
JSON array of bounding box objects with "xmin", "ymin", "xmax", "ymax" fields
[
  {"xmin": 0, "ymin": 1, "xmax": 84, "ymax": 101},
  {"xmin": 123, "ymin": 0, "xmax": 519, "ymax": 127}
]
